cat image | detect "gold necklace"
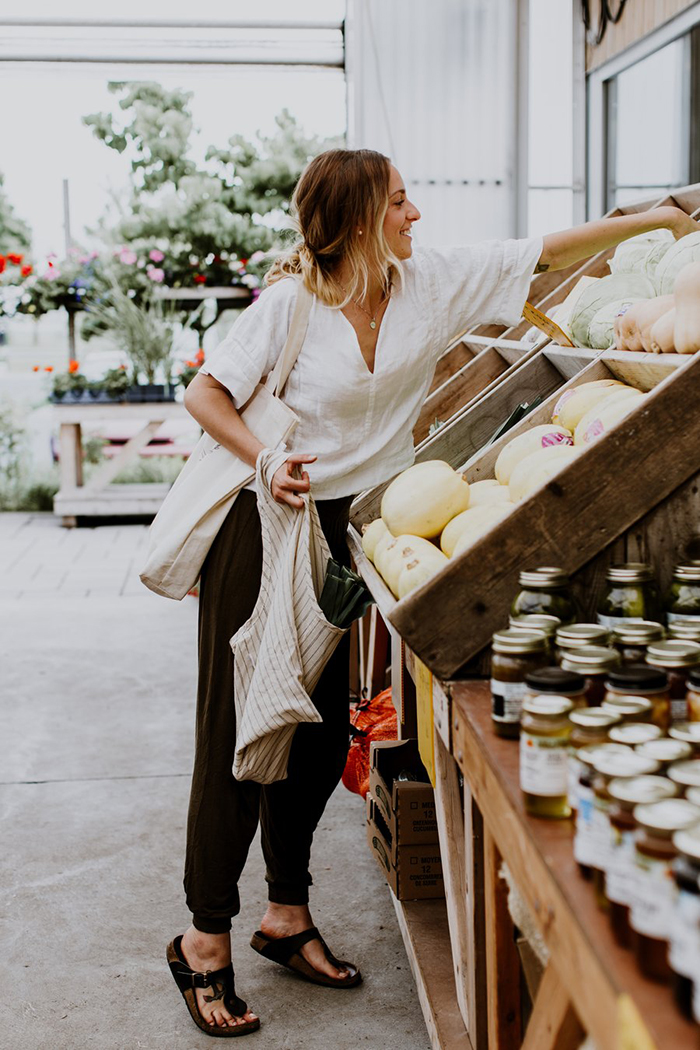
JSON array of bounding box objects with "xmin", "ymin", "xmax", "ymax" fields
[{"xmin": 351, "ymin": 285, "xmax": 391, "ymax": 330}]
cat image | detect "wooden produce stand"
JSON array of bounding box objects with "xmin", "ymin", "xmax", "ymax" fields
[{"xmin": 349, "ymin": 187, "xmax": 700, "ymax": 1048}]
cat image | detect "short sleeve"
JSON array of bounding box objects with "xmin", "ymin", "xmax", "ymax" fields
[
  {"xmin": 417, "ymin": 236, "xmax": 543, "ymax": 351},
  {"xmin": 199, "ymin": 278, "xmax": 298, "ymax": 409}
]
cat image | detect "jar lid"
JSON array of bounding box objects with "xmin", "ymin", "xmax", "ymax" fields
[
  {"xmin": 556, "ymin": 624, "xmax": 610, "ymax": 649},
  {"xmin": 646, "ymin": 640, "xmax": 700, "ymax": 669},
  {"xmin": 670, "ymin": 723, "xmax": 700, "ymax": 746},
  {"xmin": 669, "ymin": 620, "xmax": 700, "ymax": 643},
  {"xmin": 687, "ymin": 786, "xmax": 700, "ymax": 809},
  {"xmin": 606, "ymin": 664, "xmax": 668, "ymax": 692},
  {"xmin": 601, "ymin": 695, "xmax": 653, "ymax": 717},
  {"xmin": 673, "ymin": 823, "xmax": 700, "ymax": 862},
  {"xmin": 560, "ymin": 645, "xmax": 621, "ymax": 674},
  {"xmin": 636, "ymin": 739, "xmax": 694, "ymax": 765},
  {"xmin": 689, "ymin": 668, "xmax": 700, "ymax": 688},
  {"xmin": 510, "ymin": 614, "xmax": 561, "ymax": 637},
  {"xmin": 592, "ymin": 751, "xmax": 661, "ymax": 779},
  {"xmin": 524, "ymin": 667, "xmax": 585, "ymax": 694},
  {"xmin": 633, "ymin": 798, "xmax": 700, "ymax": 836},
  {"xmin": 612, "ymin": 621, "xmax": 665, "ymax": 645},
  {"xmin": 668, "ymin": 760, "xmax": 700, "ymax": 789},
  {"xmin": 673, "ymin": 564, "xmax": 700, "ymax": 583},
  {"xmin": 518, "ymin": 567, "xmax": 569, "ymax": 589},
  {"xmin": 609, "ymin": 723, "xmax": 662, "ymax": 745},
  {"xmin": 522, "ymin": 695, "xmax": 574, "ymax": 718},
  {"xmin": 605, "ymin": 562, "xmax": 655, "ymax": 584},
  {"xmin": 492, "ymin": 628, "xmax": 547, "ymax": 654},
  {"xmin": 608, "ymin": 775, "xmax": 678, "ymax": 808},
  {"xmin": 569, "ymin": 707, "xmax": 621, "ymax": 729},
  {"xmin": 576, "ymin": 742, "xmax": 632, "ymax": 768}
]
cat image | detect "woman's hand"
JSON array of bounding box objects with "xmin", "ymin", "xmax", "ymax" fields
[{"xmin": 271, "ymin": 453, "xmax": 318, "ymax": 509}]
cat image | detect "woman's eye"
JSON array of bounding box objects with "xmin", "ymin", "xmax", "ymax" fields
[{"xmin": 395, "ymin": 199, "xmax": 405, "ymax": 206}]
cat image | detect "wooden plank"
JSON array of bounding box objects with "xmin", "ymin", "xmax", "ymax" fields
[
  {"xmin": 52, "ymin": 401, "xmax": 187, "ymax": 424},
  {"xmin": 521, "ymin": 965, "xmax": 584, "ymax": 1050},
  {"xmin": 346, "ymin": 527, "xmax": 396, "ymax": 622},
  {"xmin": 53, "ymin": 482, "xmax": 172, "ymax": 517},
  {"xmin": 416, "ymin": 347, "xmax": 512, "ymax": 445},
  {"xmin": 84, "ymin": 419, "xmax": 164, "ymax": 490},
  {"xmin": 390, "ymin": 894, "xmax": 474, "ymax": 1050},
  {"xmin": 364, "ymin": 605, "xmax": 390, "ymax": 699},
  {"xmin": 58, "ymin": 422, "xmax": 83, "ymax": 490},
  {"xmin": 464, "ymin": 786, "xmax": 487, "ymax": 1050},
  {"xmin": 483, "ymin": 828, "xmax": 522, "ymax": 1050},
  {"xmin": 432, "ymin": 677, "xmax": 451, "ymax": 750},
  {"xmin": 586, "ymin": 0, "xmax": 697, "ymax": 71}
]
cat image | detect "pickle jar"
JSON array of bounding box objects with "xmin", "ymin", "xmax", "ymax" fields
[
  {"xmin": 524, "ymin": 667, "xmax": 587, "ymax": 710},
  {"xmin": 688, "ymin": 669, "xmax": 700, "ymax": 723},
  {"xmin": 669, "ymin": 620, "xmax": 700, "ymax": 644},
  {"xmin": 631, "ymin": 799, "xmax": 700, "ymax": 982},
  {"xmin": 597, "ymin": 563, "xmax": 662, "ymax": 629},
  {"xmin": 606, "ymin": 775, "xmax": 678, "ymax": 949},
  {"xmin": 574, "ymin": 743, "xmax": 632, "ymax": 879},
  {"xmin": 490, "ymin": 629, "xmax": 549, "ymax": 740},
  {"xmin": 555, "ymin": 623, "xmax": 610, "ymax": 661},
  {"xmin": 646, "ymin": 640, "xmax": 700, "ymax": 724},
  {"xmin": 609, "ymin": 722, "xmax": 662, "ymax": 747},
  {"xmin": 510, "ymin": 566, "xmax": 576, "ymax": 624},
  {"xmin": 605, "ymin": 665, "xmax": 671, "ymax": 731},
  {"xmin": 665, "ymin": 564, "xmax": 700, "ymax": 624},
  {"xmin": 520, "ymin": 696, "xmax": 573, "ymax": 819},
  {"xmin": 560, "ymin": 646, "xmax": 621, "ymax": 707},
  {"xmin": 668, "ymin": 760, "xmax": 700, "ymax": 797},
  {"xmin": 670, "ymin": 824, "xmax": 700, "ymax": 1017},
  {"xmin": 612, "ymin": 621, "xmax": 665, "ymax": 665},
  {"xmin": 568, "ymin": 709, "xmax": 621, "ymax": 812},
  {"xmin": 635, "ymin": 738, "xmax": 693, "ymax": 772},
  {"xmin": 669, "ymin": 722, "xmax": 700, "ymax": 755},
  {"xmin": 510, "ymin": 613, "xmax": 561, "ymax": 648},
  {"xmin": 602, "ymin": 695, "xmax": 655, "ymax": 725}
]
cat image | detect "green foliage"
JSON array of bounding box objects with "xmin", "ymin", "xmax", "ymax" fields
[
  {"xmin": 83, "ymin": 279, "xmax": 177, "ymax": 384},
  {"xmin": 0, "ymin": 173, "xmax": 32, "ymax": 254}
]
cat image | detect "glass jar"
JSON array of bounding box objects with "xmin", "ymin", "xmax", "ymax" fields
[
  {"xmin": 635, "ymin": 738, "xmax": 693, "ymax": 772},
  {"xmin": 511, "ymin": 566, "xmax": 576, "ymax": 624},
  {"xmin": 668, "ymin": 760, "xmax": 700, "ymax": 797},
  {"xmin": 605, "ymin": 665, "xmax": 671, "ymax": 731},
  {"xmin": 688, "ymin": 669, "xmax": 700, "ymax": 723},
  {"xmin": 574, "ymin": 743, "xmax": 632, "ymax": 879},
  {"xmin": 609, "ymin": 722, "xmax": 662, "ymax": 747},
  {"xmin": 597, "ymin": 563, "xmax": 661, "ymax": 629},
  {"xmin": 665, "ymin": 564, "xmax": 700, "ymax": 624},
  {"xmin": 490, "ymin": 629, "xmax": 549, "ymax": 740},
  {"xmin": 510, "ymin": 613, "xmax": 561, "ymax": 647},
  {"xmin": 670, "ymin": 824, "xmax": 700, "ymax": 1018},
  {"xmin": 520, "ymin": 696, "xmax": 573, "ymax": 819},
  {"xmin": 646, "ymin": 641, "xmax": 700, "ymax": 724},
  {"xmin": 560, "ymin": 646, "xmax": 621, "ymax": 707},
  {"xmin": 568, "ymin": 709, "xmax": 621, "ymax": 813},
  {"xmin": 612, "ymin": 621, "xmax": 665, "ymax": 665},
  {"xmin": 669, "ymin": 723, "xmax": 700, "ymax": 755},
  {"xmin": 524, "ymin": 667, "xmax": 587, "ymax": 710},
  {"xmin": 631, "ymin": 799, "xmax": 700, "ymax": 982},
  {"xmin": 602, "ymin": 695, "xmax": 655, "ymax": 724},
  {"xmin": 607, "ymin": 775, "xmax": 678, "ymax": 949},
  {"xmin": 669, "ymin": 620, "xmax": 700, "ymax": 644},
  {"xmin": 687, "ymin": 787, "xmax": 700, "ymax": 809}
]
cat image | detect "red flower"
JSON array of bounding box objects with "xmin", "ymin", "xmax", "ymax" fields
[
  {"xmin": 32, "ymin": 365, "xmax": 40, "ymax": 372},
  {"xmin": 184, "ymin": 360, "xmax": 196, "ymax": 368},
  {"xmin": 0, "ymin": 257, "xmax": 6, "ymax": 274},
  {"xmin": 193, "ymin": 274, "xmax": 207, "ymax": 284},
  {"xmin": 7, "ymin": 253, "xmax": 23, "ymax": 265},
  {"xmin": 20, "ymin": 264, "xmax": 32, "ymax": 277},
  {"xmin": 44, "ymin": 366, "xmax": 54, "ymax": 373},
  {"xmin": 68, "ymin": 359, "xmax": 80, "ymax": 373},
  {"xmin": 119, "ymin": 364, "xmax": 126, "ymax": 370},
  {"xmin": 195, "ymin": 348, "xmax": 205, "ymax": 365},
  {"xmin": 239, "ymin": 258, "xmax": 248, "ymax": 268}
]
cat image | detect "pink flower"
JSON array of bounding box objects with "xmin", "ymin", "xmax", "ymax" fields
[
  {"xmin": 149, "ymin": 249, "xmax": 165, "ymax": 263},
  {"xmin": 147, "ymin": 267, "xmax": 165, "ymax": 283},
  {"xmin": 119, "ymin": 249, "xmax": 138, "ymax": 265},
  {"xmin": 249, "ymin": 250, "xmax": 266, "ymax": 264}
]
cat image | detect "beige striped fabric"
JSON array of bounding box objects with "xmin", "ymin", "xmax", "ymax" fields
[{"xmin": 231, "ymin": 447, "xmax": 348, "ymax": 784}]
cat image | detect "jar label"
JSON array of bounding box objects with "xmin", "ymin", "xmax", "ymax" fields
[
  {"xmin": 667, "ymin": 612, "xmax": 700, "ymax": 623},
  {"xmin": 669, "ymin": 888, "xmax": 700, "ymax": 978},
  {"xmin": 568, "ymin": 753, "xmax": 582, "ymax": 809},
  {"xmin": 630, "ymin": 854, "xmax": 674, "ymax": 940},
  {"xmin": 597, "ymin": 613, "xmax": 646, "ymax": 629},
  {"xmin": 520, "ymin": 731, "xmax": 568, "ymax": 797},
  {"xmin": 605, "ymin": 827, "xmax": 636, "ymax": 906},
  {"xmin": 574, "ymin": 784, "xmax": 595, "ymax": 865},
  {"xmin": 671, "ymin": 698, "xmax": 689, "ymax": 723},
  {"xmin": 491, "ymin": 678, "xmax": 527, "ymax": 724}
]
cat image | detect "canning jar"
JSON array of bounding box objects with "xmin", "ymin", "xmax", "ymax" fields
[
  {"xmin": 509, "ymin": 613, "xmax": 561, "ymax": 647},
  {"xmin": 524, "ymin": 667, "xmax": 587, "ymax": 710},
  {"xmin": 602, "ymin": 695, "xmax": 655, "ymax": 724},
  {"xmin": 568, "ymin": 709, "xmax": 621, "ymax": 811},
  {"xmin": 646, "ymin": 640, "xmax": 700, "ymax": 723},
  {"xmin": 560, "ymin": 646, "xmax": 621, "ymax": 707},
  {"xmin": 520, "ymin": 696, "xmax": 573, "ymax": 819},
  {"xmin": 631, "ymin": 799, "xmax": 700, "ymax": 982},
  {"xmin": 574, "ymin": 743, "xmax": 632, "ymax": 879},
  {"xmin": 555, "ymin": 623, "xmax": 610, "ymax": 661},
  {"xmin": 607, "ymin": 775, "xmax": 678, "ymax": 949},
  {"xmin": 669, "ymin": 723, "xmax": 700, "ymax": 755},
  {"xmin": 612, "ymin": 621, "xmax": 665, "ymax": 665},
  {"xmin": 665, "ymin": 564, "xmax": 700, "ymax": 624},
  {"xmin": 669, "ymin": 620, "xmax": 700, "ymax": 644},
  {"xmin": 668, "ymin": 760, "xmax": 700, "ymax": 797},
  {"xmin": 511, "ymin": 566, "xmax": 576, "ymax": 624},
  {"xmin": 490, "ymin": 629, "xmax": 549, "ymax": 740},
  {"xmin": 635, "ymin": 738, "xmax": 693, "ymax": 772},
  {"xmin": 605, "ymin": 665, "xmax": 671, "ymax": 731},
  {"xmin": 689, "ymin": 669, "xmax": 700, "ymax": 723},
  {"xmin": 671, "ymin": 824, "xmax": 700, "ymax": 1018},
  {"xmin": 597, "ymin": 563, "xmax": 662, "ymax": 629},
  {"xmin": 609, "ymin": 722, "xmax": 662, "ymax": 747}
]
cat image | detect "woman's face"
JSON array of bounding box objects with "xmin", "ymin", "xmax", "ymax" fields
[{"xmin": 382, "ymin": 165, "xmax": 421, "ymax": 260}]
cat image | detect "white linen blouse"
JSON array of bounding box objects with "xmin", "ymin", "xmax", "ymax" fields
[{"xmin": 201, "ymin": 236, "xmax": 543, "ymax": 500}]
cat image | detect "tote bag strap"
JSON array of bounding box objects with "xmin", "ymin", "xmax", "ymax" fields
[{"xmin": 265, "ymin": 281, "xmax": 313, "ymax": 397}]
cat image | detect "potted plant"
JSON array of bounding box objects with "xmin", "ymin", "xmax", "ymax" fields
[{"xmin": 50, "ymin": 360, "xmax": 91, "ymax": 403}]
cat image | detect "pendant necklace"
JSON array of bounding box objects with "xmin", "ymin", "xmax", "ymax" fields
[{"xmin": 352, "ymin": 284, "xmax": 391, "ymax": 330}]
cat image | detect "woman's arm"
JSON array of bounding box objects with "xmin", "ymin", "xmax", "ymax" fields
[
  {"xmin": 184, "ymin": 371, "xmax": 316, "ymax": 509},
  {"xmin": 537, "ymin": 206, "xmax": 700, "ymax": 273}
]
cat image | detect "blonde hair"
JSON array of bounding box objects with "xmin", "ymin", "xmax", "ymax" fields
[{"xmin": 265, "ymin": 148, "xmax": 403, "ymax": 307}]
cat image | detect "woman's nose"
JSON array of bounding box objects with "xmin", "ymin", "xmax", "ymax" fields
[{"xmin": 408, "ymin": 201, "xmax": 421, "ymax": 222}]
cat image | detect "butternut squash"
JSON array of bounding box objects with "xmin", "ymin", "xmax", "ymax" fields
[
  {"xmin": 638, "ymin": 295, "xmax": 675, "ymax": 352},
  {"xmin": 614, "ymin": 306, "xmax": 643, "ymax": 352},
  {"xmin": 673, "ymin": 262, "xmax": 700, "ymax": 354},
  {"xmin": 649, "ymin": 308, "xmax": 676, "ymax": 354}
]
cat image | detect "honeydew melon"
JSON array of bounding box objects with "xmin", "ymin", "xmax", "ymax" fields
[
  {"xmin": 445, "ymin": 505, "xmax": 514, "ymax": 557},
  {"xmin": 398, "ymin": 552, "xmax": 449, "ymax": 599},
  {"xmin": 381, "ymin": 460, "xmax": 470, "ymax": 539},
  {"xmin": 361, "ymin": 518, "xmax": 390, "ymax": 563},
  {"xmin": 551, "ymin": 380, "xmax": 627, "ymax": 431},
  {"xmin": 508, "ymin": 446, "xmax": 582, "ymax": 502},
  {"xmin": 494, "ymin": 425, "xmax": 573, "ymax": 486},
  {"xmin": 574, "ymin": 390, "xmax": 645, "ymax": 446}
]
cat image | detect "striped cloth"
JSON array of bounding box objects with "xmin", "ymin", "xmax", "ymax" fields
[{"xmin": 231, "ymin": 447, "xmax": 347, "ymax": 783}]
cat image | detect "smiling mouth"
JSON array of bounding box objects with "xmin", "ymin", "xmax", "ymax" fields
[{"xmin": 400, "ymin": 230, "xmax": 412, "ymax": 237}]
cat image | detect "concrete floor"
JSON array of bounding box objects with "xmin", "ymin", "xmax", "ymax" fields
[{"xmin": 0, "ymin": 513, "xmax": 429, "ymax": 1050}]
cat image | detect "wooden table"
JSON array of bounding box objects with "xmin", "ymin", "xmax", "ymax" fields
[{"xmin": 52, "ymin": 401, "xmax": 190, "ymax": 526}]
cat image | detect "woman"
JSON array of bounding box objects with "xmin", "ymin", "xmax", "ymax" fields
[{"xmin": 169, "ymin": 148, "xmax": 698, "ymax": 1036}]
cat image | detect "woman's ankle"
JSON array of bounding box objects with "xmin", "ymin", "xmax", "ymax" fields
[{"xmin": 183, "ymin": 925, "xmax": 231, "ymax": 962}]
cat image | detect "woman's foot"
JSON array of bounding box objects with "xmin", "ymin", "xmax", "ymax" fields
[
  {"xmin": 180, "ymin": 926, "xmax": 259, "ymax": 1030},
  {"xmin": 258, "ymin": 903, "xmax": 349, "ymax": 980}
]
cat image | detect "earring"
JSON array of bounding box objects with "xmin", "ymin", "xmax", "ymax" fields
[{"xmin": 358, "ymin": 229, "xmax": 363, "ymax": 235}]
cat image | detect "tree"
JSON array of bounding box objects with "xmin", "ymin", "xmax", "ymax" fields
[{"xmin": 0, "ymin": 173, "xmax": 32, "ymax": 255}]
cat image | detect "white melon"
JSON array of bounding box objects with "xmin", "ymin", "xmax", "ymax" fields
[
  {"xmin": 361, "ymin": 518, "xmax": 390, "ymax": 563},
  {"xmin": 381, "ymin": 535, "xmax": 443, "ymax": 596},
  {"xmin": 509, "ymin": 446, "xmax": 582, "ymax": 502},
  {"xmin": 381, "ymin": 460, "xmax": 470, "ymax": 539},
  {"xmin": 444, "ymin": 505, "xmax": 514, "ymax": 557},
  {"xmin": 494, "ymin": 425, "xmax": 573, "ymax": 486},
  {"xmin": 397, "ymin": 553, "xmax": 449, "ymax": 599},
  {"xmin": 551, "ymin": 379, "xmax": 628, "ymax": 430},
  {"xmin": 467, "ymin": 479, "xmax": 513, "ymax": 507},
  {"xmin": 574, "ymin": 391, "xmax": 646, "ymax": 446}
]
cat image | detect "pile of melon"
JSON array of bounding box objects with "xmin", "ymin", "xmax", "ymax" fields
[{"xmin": 362, "ymin": 378, "xmax": 644, "ymax": 599}]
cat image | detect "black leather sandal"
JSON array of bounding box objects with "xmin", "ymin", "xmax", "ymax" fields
[
  {"xmin": 167, "ymin": 935, "xmax": 260, "ymax": 1038},
  {"xmin": 250, "ymin": 926, "xmax": 362, "ymax": 988}
]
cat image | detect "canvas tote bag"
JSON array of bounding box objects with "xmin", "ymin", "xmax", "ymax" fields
[{"xmin": 139, "ymin": 282, "xmax": 313, "ymax": 600}]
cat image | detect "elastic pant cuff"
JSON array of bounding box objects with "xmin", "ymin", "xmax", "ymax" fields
[
  {"xmin": 192, "ymin": 915, "xmax": 233, "ymax": 935},
  {"xmin": 267, "ymin": 884, "xmax": 310, "ymax": 906}
]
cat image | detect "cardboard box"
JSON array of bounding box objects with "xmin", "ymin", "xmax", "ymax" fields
[
  {"xmin": 369, "ymin": 739, "xmax": 437, "ymax": 845},
  {"xmin": 366, "ymin": 793, "xmax": 444, "ymax": 900}
]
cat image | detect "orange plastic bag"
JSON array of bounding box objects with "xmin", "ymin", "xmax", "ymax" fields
[{"xmin": 342, "ymin": 687, "xmax": 397, "ymax": 799}]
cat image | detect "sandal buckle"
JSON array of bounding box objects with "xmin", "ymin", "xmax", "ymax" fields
[{"xmin": 190, "ymin": 969, "xmax": 211, "ymax": 989}]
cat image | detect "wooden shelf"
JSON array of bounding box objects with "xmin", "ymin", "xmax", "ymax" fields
[{"xmin": 450, "ymin": 680, "xmax": 697, "ymax": 1050}]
